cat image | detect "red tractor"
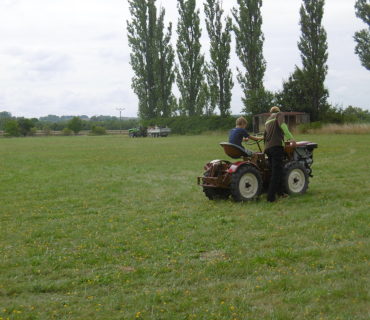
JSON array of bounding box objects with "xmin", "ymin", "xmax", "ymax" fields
[{"xmin": 197, "ymin": 137, "xmax": 318, "ymax": 201}]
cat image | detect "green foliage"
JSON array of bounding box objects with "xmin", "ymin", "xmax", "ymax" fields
[
  {"xmin": 297, "ymin": 0, "xmax": 329, "ymax": 122},
  {"xmin": 3, "ymin": 119, "xmax": 20, "ymax": 137},
  {"xmin": 204, "ymin": 0, "xmax": 234, "ymax": 117},
  {"xmin": 298, "ymin": 121, "xmax": 323, "ymax": 133},
  {"xmin": 127, "ymin": 0, "xmax": 175, "ymax": 119},
  {"xmin": 0, "ymin": 111, "xmax": 12, "ymax": 118},
  {"xmin": 127, "ymin": 0, "xmax": 158, "ymax": 119},
  {"xmin": 91, "ymin": 126, "xmax": 107, "ymax": 135},
  {"xmin": 354, "ymin": 0, "xmax": 370, "ymax": 71},
  {"xmin": 67, "ymin": 116, "xmax": 83, "ymax": 134},
  {"xmin": 155, "ymin": 7, "xmax": 177, "ymax": 118},
  {"xmin": 42, "ymin": 125, "xmax": 52, "ymax": 136},
  {"xmin": 176, "ymin": 0, "xmax": 206, "ymax": 116},
  {"xmin": 276, "ymin": 68, "xmax": 330, "ymax": 116},
  {"xmin": 17, "ymin": 118, "xmax": 36, "ymax": 136},
  {"xmin": 61, "ymin": 128, "xmax": 72, "ymax": 136},
  {"xmin": 29, "ymin": 127, "xmax": 38, "ymax": 136},
  {"xmin": 232, "ymin": 0, "xmax": 267, "ymax": 115}
]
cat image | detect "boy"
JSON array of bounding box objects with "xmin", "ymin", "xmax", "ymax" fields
[{"xmin": 229, "ymin": 117, "xmax": 264, "ymax": 164}]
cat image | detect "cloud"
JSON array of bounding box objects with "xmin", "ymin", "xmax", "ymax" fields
[
  {"xmin": 3, "ymin": 47, "xmax": 74, "ymax": 81},
  {"xmin": 99, "ymin": 48, "xmax": 128, "ymax": 64},
  {"xmin": 93, "ymin": 32, "xmax": 123, "ymax": 41},
  {"xmin": 2, "ymin": 0, "xmax": 21, "ymax": 8}
]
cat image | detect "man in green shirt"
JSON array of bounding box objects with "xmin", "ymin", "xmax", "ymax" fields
[{"xmin": 264, "ymin": 107, "xmax": 297, "ymax": 203}]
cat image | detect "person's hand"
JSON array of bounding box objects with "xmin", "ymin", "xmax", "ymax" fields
[
  {"xmin": 290, "ymin": 138, "xmax": 297, "ymax": 147},
  {"xmin": 259, "ymin": 136, "xmax": 264, "ymax": 141},
  {"xmin": 243, "ymin": 138, "xmax": 249, "ymax": 142}
]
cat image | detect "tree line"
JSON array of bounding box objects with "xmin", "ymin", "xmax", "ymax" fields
[
  {"xmin": 2, "ymin": 106, "xmax": 370, "ymax": 138},
  {"xmin": 128, "ymin": 0, "xmax": 370, "ymax": 122},
  {"xmin": 0, "ymin": 112, "xmax": 140, "ymax": 137}
]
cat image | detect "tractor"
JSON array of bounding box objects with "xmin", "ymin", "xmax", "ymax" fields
[
  {"xmin": 197, "ymin": 136, "xmax": 318, "ymax": 201},
  {"xmin": 128, "ymin": 128, "xmax": 147, "ymax": 138}
]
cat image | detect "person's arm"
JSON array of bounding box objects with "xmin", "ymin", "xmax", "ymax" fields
[
  {"xmin": 281, "ymin": 123, "xmax": 297, "ymax": 146},
  {"xmin": 248, "ymin": 135, "xmax": 264, "ymax": 141}
]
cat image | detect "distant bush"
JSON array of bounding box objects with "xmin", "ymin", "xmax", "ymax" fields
[
  {"xmin": 61, "ymin": 128, "xmax": 72, "ymax": 136},
  {"xmin": 299, "ymin": 121, "xmax": 322, "ymax": 134},
  {"xmin": 67, "ymin": 116, "xmax": 83, "ymax": 134},
  {"xmin": 42, "ymin": 125, "xmax": 51, "ymax": 136},
  {"xmin": 91, "ymin": 126, "xmax": 106, "ymax": 135},
  {"xmin": 3, "ymin": 119, "xmax": 20, "ymax": 137},
  {"xmin": 29, "ymin": 127, "xmax": 38, "ymax": 136}
]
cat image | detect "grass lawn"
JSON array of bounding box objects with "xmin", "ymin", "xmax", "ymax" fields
[{"xmin": 0, "ymin": 133, "xmax": 369, "ymax": 319}]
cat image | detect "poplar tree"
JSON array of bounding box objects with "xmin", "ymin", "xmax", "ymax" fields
[
  {"xmin": 204, "ymin": 0, "xmax": 234, "ymax": 117},
  {"xmin": 297, "ymin": 0, "xmax": 329, "ymax": 122},
  {"xmin": 155, "ymin": 6, "xmax": 177, "ymax": 117},
  {"xmin": 354, "ymin": 0, "xmax": 370, "ymax": 71},
  {"xmin": 127, "ymin": 0, "xmax": 157, "ymax": 119},
  {"xmin": 176, "ymin": 0, "xmax": 205, "ymax": 116},
  {"xmin": 232, "ymin": 0, "xmax": 267, "ymax": 115}
]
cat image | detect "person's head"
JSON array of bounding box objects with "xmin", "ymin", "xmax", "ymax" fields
[
  {"xmin": 236, "ymin": 117, "xmax": 247, "ymax": 128},
  {"xmin": 270, "ymin": 106, "xmax": 280, "ymax": 113}
]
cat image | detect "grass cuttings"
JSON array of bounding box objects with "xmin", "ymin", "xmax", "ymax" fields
[{"xmin": 0, "ymin": 134, "xmax": 370, "ymax": 319}]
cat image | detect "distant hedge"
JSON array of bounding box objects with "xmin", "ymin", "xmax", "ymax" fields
[{"xmin": 140, "ymin": 115, "xmax": 252, "ymax": 135}]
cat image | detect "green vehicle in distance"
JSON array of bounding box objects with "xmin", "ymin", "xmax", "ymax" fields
[{"xmin": 128, "ymin": 128, "xmax": 147, "ymax": 138}]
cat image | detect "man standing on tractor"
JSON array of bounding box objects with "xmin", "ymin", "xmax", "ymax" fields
[
  {"xmin": 229, "ymin": 117, "xmax": 264, "ymax": 165},
  {"xmin": 264, "ymin": 107, "xmax": 297, "ymax": 203}
]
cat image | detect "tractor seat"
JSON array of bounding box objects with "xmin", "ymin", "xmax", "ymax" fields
[{"xmin": 220, "ymin": 142, "xmax": 252, "ymax": 159}]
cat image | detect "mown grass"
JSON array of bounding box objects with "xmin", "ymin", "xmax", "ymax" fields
[{"xmin": 0, "ymin": 134, "xmax": 369, "ymax": 319}]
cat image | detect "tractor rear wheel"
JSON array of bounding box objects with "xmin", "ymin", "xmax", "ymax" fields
[
  {"xmin": 137, "ymin": 131, "xmax": 142, "ymax": 137},
  {"xmin": 202, "ymin": 171, "xmax": 231, "ymax": 200},
  {"xmin": 230, "ymin": 165, "xmax": 262, "ymax": 202},
  {"xmin": 283, "ymin": 162, "xmax": 309, "ymax": 195}
]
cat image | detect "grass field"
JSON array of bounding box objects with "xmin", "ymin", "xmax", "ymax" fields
[{"xmin": 1, "ymin": 133, "xmax": 370, "ymax": 319}]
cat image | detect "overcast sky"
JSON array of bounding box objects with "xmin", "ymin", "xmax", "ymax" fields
[{"xmin": 0, "ymin": 0, "xmax": 369, "ymax": 119}]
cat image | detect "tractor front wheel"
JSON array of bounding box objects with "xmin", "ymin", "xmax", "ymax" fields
[
  {"xmin": 283, "ymin": 162, "xmax": 309, "ymax": 195},
  {"xmin": 129, "ymin": 131, "xmax": 134, "ymax": 138},
  {"xmin": 230, "ymin": 165, "xmax": 262, "ymax": 202}
]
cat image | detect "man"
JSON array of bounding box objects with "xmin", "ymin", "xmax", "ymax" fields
[
  {"xmin": 229, "ymin": 117, "xmax": 264, "ymax": 165},
  {"xmin": 264, "ymin": 107, "xmax": 297, "ymax": 203}
]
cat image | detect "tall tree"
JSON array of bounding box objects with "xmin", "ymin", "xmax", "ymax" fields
[
  {"xmin": 275, "ymin": 68, "xmax": 329, "ymax": 114},
  {"xmin": 232, "ymin": 0, "xmax": 267, "ymax": 116},
  {"xmin": 204, "ymin": 0, "xmax": 234, "ymax": 117},
  {"xmin": 155, "ymin": 6, "xmax": 177, "ymax": 118},
  {"xmin": 297, "ymin": 0, "xmax": 329, "ymax": 122},
  {"xmin": 354, "ymin": 0, "xmax": 370, "ymax": 71},
  {"xmin": 127, "ymin": 0, "xmax": 158, "ymax": 119},
  {"xmin": 176, "ymin": 0, "xmax": 205, "ymax": 116}
]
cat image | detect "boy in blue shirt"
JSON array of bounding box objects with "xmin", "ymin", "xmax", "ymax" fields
[{"xmin": 229, "ymin": 117, "xmax": 264, "ymax": 164}]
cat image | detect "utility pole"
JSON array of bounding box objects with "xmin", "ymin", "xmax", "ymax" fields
[{"xmin": 116, "ymin": 108, "xmax": 125, "ymax": 134}]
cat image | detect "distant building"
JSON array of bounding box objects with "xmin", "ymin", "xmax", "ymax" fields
[{"xmin": 253, "ymin": 112, "xmax": 310, "ymax": 133}]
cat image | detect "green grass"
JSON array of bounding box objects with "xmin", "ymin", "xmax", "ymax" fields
[{"xmin": 0, "ymin": 134, "xmax": 370, "ymax": 319}]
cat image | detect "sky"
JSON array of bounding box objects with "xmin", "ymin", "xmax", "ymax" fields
[{"xmin": 0, "ymin": 0, "xmax": 369, "ymax": 119}]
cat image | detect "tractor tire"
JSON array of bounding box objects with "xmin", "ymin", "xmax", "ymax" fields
[
  {"xmin": 137, "ymin": 131, "xmax": 142, "ymax": 137},
  {"xmin": 129, "ymin": 131, "xmax": 134, "ymax": 138},
  {"xmin": 283, "ymin": 161, "xmax": 309, "ymax": 195},
  {"xmin": 230, "ymin": 165, "xmax": 262, "ymax": 202},
  {"xmin": 202, "ymin": 171, "xmax": 231, "ymax": 200}
]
